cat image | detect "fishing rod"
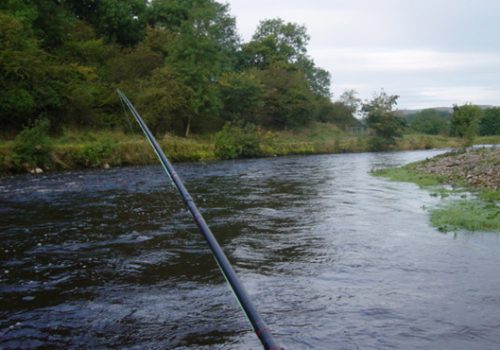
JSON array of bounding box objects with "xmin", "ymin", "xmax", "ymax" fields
[{"xmin": 117, "ymin": 89, "xmax": 283, "ymax": 350}]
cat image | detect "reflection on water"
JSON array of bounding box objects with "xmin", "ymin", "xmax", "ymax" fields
[{"xmin": 1, "ymin": 150, "xmax": 500, "ymax": 349}]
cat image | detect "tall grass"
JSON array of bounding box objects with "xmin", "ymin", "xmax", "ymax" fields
[{"xmin": 1, "ymin": 123, "xmax": 499, "ymax": 174}]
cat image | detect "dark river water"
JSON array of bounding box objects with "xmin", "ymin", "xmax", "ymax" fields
[{"xmin": 1, "ymin": 150, "xmax": 500, "ymax": 349}]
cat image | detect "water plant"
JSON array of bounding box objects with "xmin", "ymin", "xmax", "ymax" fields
[
  {"xmin": 431, "ymin": 200, "xmax": 500, "ymax": 232},
  {"xmin": 373, "ymin": 149, "xmax": 500, "ymax": 232}
]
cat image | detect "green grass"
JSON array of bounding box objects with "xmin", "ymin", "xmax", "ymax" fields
[
  {"xmin": 476, "ymin": 135, "xmax": 500, "ymax": 145},
  {"xmin": 372, "ymin": 162, "xmax": 448, "ymax": 187},
  {"xmin": 374, "ymin": 158, "xmax": 500, "ymax": 233},
  {"xmin": 1, "ymin": 124, "xmax": 499, "ymax": 174},
  {"xmin": 431, "ymin": 200, "xmax": 500, "ymax": 232},
  {"xmin": 479, "ymin": 190, "xmax": 500, "ymax": 202}
]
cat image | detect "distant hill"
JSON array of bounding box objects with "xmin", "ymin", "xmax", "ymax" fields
[
  {"xmin": 397, "ymin": 105, "xmax": 496, "ymax": 117},
  {"xmin": 397, "ymin": 107, "xmax": 452, "ymax": 117}
]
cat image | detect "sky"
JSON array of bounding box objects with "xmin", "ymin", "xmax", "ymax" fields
[{"xmin": 224, "ymin": 0, "xmax": 500, "ymax": 109}]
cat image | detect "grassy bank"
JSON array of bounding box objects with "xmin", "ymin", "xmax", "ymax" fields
[
  {"xmin": 373, "ymin": 147, "xmax": 500, "ymax": 232},
  {"xmin": 1, "ymin": 123, "xmax": 499, "ymax": 174},
  {"xmin": 0, "ymin": 130, "xmax": 216, "ymax": 173}
]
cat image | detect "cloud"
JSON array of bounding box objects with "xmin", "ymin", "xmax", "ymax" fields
[
  {"xmin": 226, "ymin": 0, "xmax": 500, "ymax": 108},
  {"xmin": 311, "ymin": 48, "xmax": 500, "ymax": 73},
  {"xmin": 418, "ymin": 86, "xmax": 500, "ymax": 106}
]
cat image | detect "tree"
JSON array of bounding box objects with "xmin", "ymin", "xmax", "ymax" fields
[
  {"xmin": 479, "ymin": 107, "xmax": 500, "ymax": 136},
  {"xmin": 362, "ymin": 91, "xmax": 404, "ymax": 150},
  {"xmin": 0, "ymin": 11, "xmax": 41, "ymax": 129},
  {"xmin": 296, "ymin": 58, "xmax": 331, "ymax": 98},
  {"xmin": 134, "ymin": 66, "xmax": 191, "ymax": 135},
  {"xmin": 0, "ymin": 10, "xmax": 96, "ymax": 130},
  {"xmin": 242, "ymin": 18, "xmax": 331, "ymax": 98},
  {"xmin": 0, "ymin": 0, "xmax": 336, "ymax": 137},
  {"xmin": 164, "ymin": 0, "xmax": 239, "ymax": 137},
  {"xmin": 146, "ymin": 0, "xmax": 190, "ymax": 30},
  {"xmin": 0, "ymin": 5, "xmax": 115, "ymax": 131},
  {"xmin": 339, "ymin": 89, "xmax": 361, "ymax": 115},
  {"xmin": 68, "ymin": 0, "xmax": 147, "ymax": 47},
  {"xmin": 219, "ymin": 71, "xmax": 264, "ymax": 124},
  {"xmin": 243, "ymin": 18, "xmax": 309, "ymax": 67},
  {"xmin": 106, "ymin": 44, "xmax": 164, "ymax": 83},
  {"xmin": 410, "ymin": 109, "xmax": 448, "ymax": 135},
  {"xmin": 314, "ymin": 89, "xmax": 362, "ymax": 128},
  {"xmin": 315, "ymin": 98, "xmax": 361, "ymax": 128},
  {"xmin": 450, "ymin": 104, "xmax": 482, "ymax": 146},
  {"xmin": 253, "ymin": 64, "xmax": 316, "ymax": 129}
]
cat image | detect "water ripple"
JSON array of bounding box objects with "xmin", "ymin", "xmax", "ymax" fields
[{"xmin": 2, "ymin": 150, "xmax": 500, "ymax": 349}]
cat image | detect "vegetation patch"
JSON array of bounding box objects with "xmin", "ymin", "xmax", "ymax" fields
[
  {"xmin": 374, "ymin": 147, "xmax": 500, "ymax": 232},
  {"xmin": 431, "ymin": 200, "xmax": 500, "ymax": 232},
  {"xmin": 11, "ymin": 118, "xmax": 53, "ymax": 172},
  {"xmin": 373, "ymin": 162, "xmax": 448, "ymax": 187},
  {"xmin": 214, "ymin": 122, "xmax": 262, "ymax": 160},
  {"xmin": 1, "ymin": 125, "xmax": 498, "ymax": 174}
]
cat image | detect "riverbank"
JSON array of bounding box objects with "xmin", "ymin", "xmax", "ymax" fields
[
  {"xmin": 1, "ymin": 123, "xmax": 499, "ymax": 174},
  {"xmin": 374, "ymin": 147, "xmax": 500, "ymax": 232}
]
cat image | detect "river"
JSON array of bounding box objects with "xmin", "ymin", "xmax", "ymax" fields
[{"xmin": 1, "ymin": 150, "xmax": 500, "ymax": 349}]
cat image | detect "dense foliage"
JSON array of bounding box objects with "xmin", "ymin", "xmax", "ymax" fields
[
  {"xmin": 450, "ymin": 104, "xmax": 482, "ymax": 146},
  {"xmin": 362, "ymin": 91, "xmax": 404, "ymax": 150},
  {"xmin": 480, "ymin": 107, "xmax": 500, "ymax": 136},
  {"xmin": 409, "ymin": 109, "xmax": 449, "ymax": 135},
  {"xmin": 0, "ymin": 0, "xmax": 360, "ymax": 137},
  {"xmin": 12, "ymin": 118, "xmax": 52, "ymax": 170},
  {"xmin": 214, "ymin": 122, "xmax": 261, "ymax": 159}
]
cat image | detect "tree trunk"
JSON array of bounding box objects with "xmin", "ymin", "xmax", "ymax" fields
[{"xmin": 185, "ymin": 115, "xmax": 191, "ymax": 138}]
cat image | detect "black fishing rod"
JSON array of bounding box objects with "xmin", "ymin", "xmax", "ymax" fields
[{"xmin": 117, "ymin": 89, "xmax": 283, "ymax": 350}]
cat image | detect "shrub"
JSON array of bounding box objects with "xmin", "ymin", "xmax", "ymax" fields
[
  {"xmin": 81, "ymin": 139, "xmax": 117, "ymax": 167},
  {"xmin": 368, "ymin": 135, "xmax": 392, "ymax": 151},
  {"xmin": 479, "ymin": 107, "xmax": 500, "ymax": 136},
  {"xmin": 410, "ymin": 109, "xmax": 448, "ymax": 135},
  {"xmin": 214, "ymin": 122, "xmax": 262, "ymax": 160},
  {"xmin": 12, "ymin": 118, "xmax": 52, "ymax": 170},
  {"xmin": 450, "ymin": 104, "xmax": 482, "ymax": 147}
]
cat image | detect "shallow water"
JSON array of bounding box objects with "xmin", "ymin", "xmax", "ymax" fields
[{"xmin": 1, "ymin": 150, "xmax": 500, "ymax": 349}]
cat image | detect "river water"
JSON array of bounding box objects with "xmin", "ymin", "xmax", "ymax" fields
[{"xmin": 1, "ymin": 150, "xmax": 500, "ymax": 349}]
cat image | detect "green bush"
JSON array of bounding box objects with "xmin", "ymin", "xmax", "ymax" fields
[
  {"xmin": 479, "ymin": 107, "xmax": 500, "ymax": 136},
  {"xmin": 12, "ymin": 118, "xmax": 53, "ymax": 170},
  {"xmin": 214, "ymin": 122, "xmax": 262, "ymax": 160},
  {"xmin": 368, "ymin": 135, "xmax": 392, "ymax": 151},
  {"xmin": 81, "ymin": 139, "xmax": 117, "ymax": 167},
  {"xmin": 450, "ymin": 104, "xmax": 482, "ymax": 147},
  {"xmin": 410, "ymin": 109, "xmax": 448, "ymax": 135}
]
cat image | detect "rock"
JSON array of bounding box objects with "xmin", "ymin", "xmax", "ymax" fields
[
  {"xmin": 30, "ymin": 167, "xmax": 43, "ymax": 174},
  {"xmin": 103, "ymin": 163, "xmax": 111, "ymax": 169},
  {"xmin": 418, "ymin": 148, "xmax": 500, "ymax": 191}
]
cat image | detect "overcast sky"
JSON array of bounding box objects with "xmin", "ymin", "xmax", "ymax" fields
[{"xmin": 225, "ymin": 0, "xmax": 500, "ymax": 109}]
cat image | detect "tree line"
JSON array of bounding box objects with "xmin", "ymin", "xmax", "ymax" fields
[
  {"xmin": 407, "ymin": 106, "xmax": 500, "ymax": 139},
  {"xmin": 350, "ymin": 91, "xmax": 500, "ymax": 150},
  {"xmin": 1, "ymin": 0, "xmax": 362, "ymax": 137}
]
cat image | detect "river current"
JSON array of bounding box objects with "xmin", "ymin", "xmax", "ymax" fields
[{"xmin": 1, "ymin": 150, "xmax": 500, "ymax": 349}]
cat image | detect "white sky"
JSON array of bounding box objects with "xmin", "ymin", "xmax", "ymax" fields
[{"xmin": 224, "ymin": 0, "xmax": 500, "ymax": 109}]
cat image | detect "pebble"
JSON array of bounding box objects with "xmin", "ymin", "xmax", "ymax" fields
[{"xmin": 418, "ymin": 148, "xmax": 500, "ymax": 190}]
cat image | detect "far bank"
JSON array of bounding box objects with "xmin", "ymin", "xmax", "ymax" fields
[{"xmin": 1, "ymin": 122, "xmax": 499, "ymax": 174}]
